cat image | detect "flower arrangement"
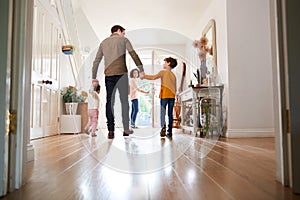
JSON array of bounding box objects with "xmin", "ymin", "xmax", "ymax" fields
[
  {"xmin": 192, "ymin": 36, "xmax": 213, "ymax": 60},
  {"xmin": 60, "ymin": 86, "xmax": 87, "ymax": 103}
]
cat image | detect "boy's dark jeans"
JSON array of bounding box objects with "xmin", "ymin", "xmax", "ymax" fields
[
  {"xmin": 160, "ymin": 98, "xmax": 175, "ymax": 133},
  {"xmin": 105, "ymin": 74, "xmax": 129, "ymax": 131}
]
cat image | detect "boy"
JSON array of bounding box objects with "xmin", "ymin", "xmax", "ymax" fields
[{"xmin": 141, "ymin": 57, "xmax": 177, "ymax": 137}]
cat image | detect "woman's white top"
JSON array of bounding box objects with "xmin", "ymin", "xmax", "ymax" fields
[{"xmin": 130, "ymin": 78, "xmax": 138, "ymax": 100}]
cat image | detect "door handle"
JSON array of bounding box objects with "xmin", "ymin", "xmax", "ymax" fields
[{"xmin": 42, "ymin": 80, "xmax": 52, "ymax": 85}]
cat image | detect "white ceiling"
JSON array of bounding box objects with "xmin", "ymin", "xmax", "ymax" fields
[{"xmin": 72, "ymin": 0, "xmax": 211, "ymax": 45}]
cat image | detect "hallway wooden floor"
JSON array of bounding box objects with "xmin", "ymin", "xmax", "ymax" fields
[{"xmin": 2, "ymin": 129, "xmax": 299, "ymax": 200}]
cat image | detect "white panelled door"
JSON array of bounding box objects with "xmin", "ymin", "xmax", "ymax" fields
[{"xmin": 30, "ymin": 1, "xmax": 60, "ymax": 139}]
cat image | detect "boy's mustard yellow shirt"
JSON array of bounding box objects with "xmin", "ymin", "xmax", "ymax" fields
[{"xmin": 144, "ymin": 69, "xmax": 177, "ymax": 99}]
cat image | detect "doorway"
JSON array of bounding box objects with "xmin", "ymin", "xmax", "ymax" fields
[
  {"xmin": 30, "ymin": 0, "xmax": 61, "ymax": 139},
  {"xmin": 127, "ymin": 48, "xmax": 185, "ymax": 129}
]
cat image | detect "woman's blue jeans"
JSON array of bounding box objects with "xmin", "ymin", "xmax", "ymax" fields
[{"xmin": 131, "ymin": 99, "xmax": 139, "ymax": 126}]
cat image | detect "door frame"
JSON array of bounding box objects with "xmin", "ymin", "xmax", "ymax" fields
[
  {"xmin": 0, "ymin": 0, "xmax": 34, "ymax": 196},
  {"xmin": 0, "ymin": 0, "xmax": 13, "ymax": 196},
  {"xmin": 272, "ymin": 0, "xmax": 300, "ymax": 193},
  {"xmin": 281, "ymin": 0, "xmax": 300, "ymax": 193},
  {"xmin": 9, "ymin": 0, "xmax": 34, "ymax": 192}
]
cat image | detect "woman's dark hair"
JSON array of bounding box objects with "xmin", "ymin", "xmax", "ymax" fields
[
  {"xmin": 111, "ymin": 25, "xmax": 125, "ymax": 33},
  {"xmin": 164, "ymin": 57, "xmax": 178, "ymax": 69},
  {"xmin": 130, "ymin": 68, "xmax": 140, "ymax": 78},
  {"xmin": 94, "ymin": 85, "xmax": 101, "ymax": 92}
]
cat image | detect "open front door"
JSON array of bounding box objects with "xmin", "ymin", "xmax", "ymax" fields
[{"xmin": 30, "ymin": 1, "xmax": 60, "ymax": 139}]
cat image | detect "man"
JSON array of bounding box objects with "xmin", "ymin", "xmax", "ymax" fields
[{"xmin": 92, "ymin": 25, "xmax": 144, "ymax": 139}]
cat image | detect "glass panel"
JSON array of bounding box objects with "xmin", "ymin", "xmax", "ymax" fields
[
  {"xmin": 36, "ymin": 11, "xmax": 44, "ymax": 74},
  {"xmin": 43, "ymin": 88, "xmax": 50, "ymax": 125},
  {"xmin": 32, "ymin": 6, "xmax": 38, "ymax": 72},
  {"xmin": 32, "ymin": 85, "xmax": 41, "ymax": 127},
  {"xmin": 50, "ymin": 91, "xmax": 58, "ymax": 125},
  {"xmin": 51, "ymin": 26, "xmax": 58, "ymax": 80},
  {"xmin": 43, "ymin": 18, "xmax": 51, "ymax": 77}
]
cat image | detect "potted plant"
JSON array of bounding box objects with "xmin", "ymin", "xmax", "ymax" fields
[{"xmin": 61, "ymin": 86, "xmax": 86, "ymax": 114}]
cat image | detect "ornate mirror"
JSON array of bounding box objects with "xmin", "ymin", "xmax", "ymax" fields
[
  {"xmin": 202, "ymin": 19, "xmax": 217, "ymax": 82},
  {"xmin": 194, "ymin": 19, "xmax": 218, "ymax": 84}
]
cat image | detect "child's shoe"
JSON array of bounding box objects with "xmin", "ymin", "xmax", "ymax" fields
[
  {"xmin": 166, "ymin": 132, "xmax": 172, "ymax": 138},
  {"xmin": 131, "ymin": 125, "xmax": 138, "ymax": 129},
  {"xmin": 160, "ymin": 127, "xmax": 166, "ymax": 137},
  {"xmin": 84, "ymin": 127, "xmax": 90, "ymax": 135}
]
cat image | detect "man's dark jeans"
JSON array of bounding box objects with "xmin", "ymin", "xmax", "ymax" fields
[{"xmin": 105, "ymin": 74, "xmax": 129, "ymax": 131}]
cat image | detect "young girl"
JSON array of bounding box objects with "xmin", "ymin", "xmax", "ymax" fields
[
  {"xmin": 84, "ymin": 84, "xmax": 101, "ymax": 137},
  {"xmin": 129, "ymin": 69, "xmax": 149, "ymax": 128}
]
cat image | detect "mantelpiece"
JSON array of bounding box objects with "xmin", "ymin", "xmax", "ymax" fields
[{"xmin": 179, "ymin": 84, "xmax": 223, "ymax": 137}]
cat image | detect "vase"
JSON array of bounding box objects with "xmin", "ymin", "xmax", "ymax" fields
[{"xmin": 65, "ymin": 103, "xmax": 78, "ymax": 115}]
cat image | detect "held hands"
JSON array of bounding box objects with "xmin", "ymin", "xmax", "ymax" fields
[
  {"xmin": 138, "ymin": 72, "xmax": 149, "ymax": 93},
  {"xmin": 140, "ymin": 89, "xmax": 150, "ymax": 94},
  {"xmin": 92, "ymin": 79, "xmax": 99, "ymax": 86},
  {"xmin": 140, "ymin": 72, "xmax": 145, "ymax": 80}
]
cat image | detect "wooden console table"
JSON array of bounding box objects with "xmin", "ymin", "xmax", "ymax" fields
[
  {"xmin": 77, "ymin": 102, "xmax": 88, "ymax": 132},
  {"xmin": 179, "ymin": 84, "xmax": 224, "ymax": 136}
]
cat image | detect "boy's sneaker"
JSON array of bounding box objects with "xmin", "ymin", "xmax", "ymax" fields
[
  {"xmin": 160, "ymin": 127, "xmax": 166, "ymax": 137},
  {"xmin": 167, "ymin": 132, "xmax": 172, "ymax": 138}
]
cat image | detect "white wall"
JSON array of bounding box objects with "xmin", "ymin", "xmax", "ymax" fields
[
  {"xmin": 73, "ymin": 8, "xmax": 100, "ymax": 54},
  {"xmin": 192, "ymin": 0, "xmax": 274, "ymax": 137},
  {"xmin": 60, "ymin": 55, "xmax": 76, "ymax": 88},
  {"xmin": 191, "ymin": 0, "xmax": 229, "ymax": 133},
  {"xmin": 226, "ymin": 0, "xmax": 274, "ymax": 137}
]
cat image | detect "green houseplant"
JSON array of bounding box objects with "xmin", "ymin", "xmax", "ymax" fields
[
  {"xmin": 61, "ymin": 86, "xmax": 86, "ymax": 115},
  {"xmin": 61, "ymin": 86, "xmax": 86, "ymax": 103}
]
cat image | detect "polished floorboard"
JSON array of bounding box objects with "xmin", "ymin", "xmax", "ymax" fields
[{"xmin": 2, "ymin": 128, "xmax": 300, "ymax": 200}]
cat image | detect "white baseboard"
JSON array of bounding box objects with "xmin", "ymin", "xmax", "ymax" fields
[
  {"xmin": 27, "ymin": 144, "xmax": 35, "ymax": 162},
  {"xmin": 225, "ymin": 128, "xmax": 274, "ymax": 138}
]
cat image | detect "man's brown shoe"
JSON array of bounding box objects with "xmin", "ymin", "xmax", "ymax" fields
[
  {"xmin": 123, "ymin": 129, "xmax": 133, "ymax": 136},
  {"xmin": 108, "ymin": 131, "xmax": 114, "ymax": 139}
]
